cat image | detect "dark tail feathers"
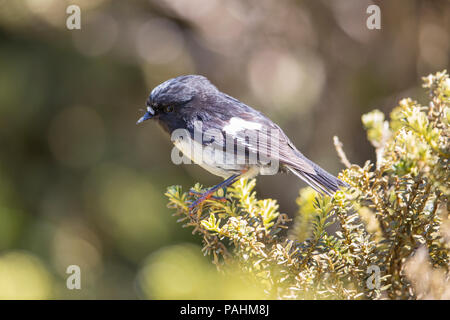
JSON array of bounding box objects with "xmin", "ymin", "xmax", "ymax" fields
[{"xmin": 286, "ymin": 162, "xmax": 348, "ymax": 196}]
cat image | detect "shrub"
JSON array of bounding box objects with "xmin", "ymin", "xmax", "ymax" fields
[{"xmin": 165, "ymin": 71, "xmax": 449, "ymax": 299}]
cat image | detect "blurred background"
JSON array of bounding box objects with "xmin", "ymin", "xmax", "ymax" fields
[{"xmin": 0, "ymin": 0, "xmax": 448, "ymax": 299}]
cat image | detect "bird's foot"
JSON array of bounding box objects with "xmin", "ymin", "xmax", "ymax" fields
[{"xmin": 188, "ymin": 188, "xmax": 227, "ymax": 212}]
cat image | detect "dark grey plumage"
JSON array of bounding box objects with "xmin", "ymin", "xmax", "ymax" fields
[{"xmin": 138, "ymin": 75, "xmax": 347, "ymax": 196}]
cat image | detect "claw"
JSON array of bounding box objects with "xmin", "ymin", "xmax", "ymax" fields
[
  {"xmin": 187, "ymin": 174, "xmax": 241, "ymax": 213},
  {"xmin": 188, "ymin": 189, "xmax": 227, "ymax": 213},
  {"xmin": 189, "ymin": 192, "xmax": 213, "ymax": 211}
]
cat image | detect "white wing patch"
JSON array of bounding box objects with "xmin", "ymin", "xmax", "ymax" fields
[{"xmin": 223, "ymin": 117, "xmax": 262, "ymax": 135}]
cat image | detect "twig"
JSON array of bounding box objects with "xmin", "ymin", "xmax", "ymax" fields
[{"xmin": 333, "ymin": 136, "xmax": 351, "ymax": 168}]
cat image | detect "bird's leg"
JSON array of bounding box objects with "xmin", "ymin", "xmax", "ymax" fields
[
  {"xmin": 189, "ymin": 174, "xmax": 241, "ymax": 212},
  {"xmin": 188, "ymin": 189, "xmax": 227, "ymax": 201}
]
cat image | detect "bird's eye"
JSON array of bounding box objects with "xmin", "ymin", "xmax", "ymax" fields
[{"xmin": 165, "ymin": 105, "xmax": 174, "ymax": 113}]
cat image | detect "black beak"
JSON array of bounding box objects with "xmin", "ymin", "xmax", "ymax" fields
[{"xmin": 136, "ymin": 106, "xmax": 155, "ymax": 124}]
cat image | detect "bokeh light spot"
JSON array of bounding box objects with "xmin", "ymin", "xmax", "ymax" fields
[
  {"xmin": 0, "ymin": 251, "xmax": 53, "ymax": 299},
  {"xmin": 135, "ymin": 19, "xmax": 184, "ymax": 65}
]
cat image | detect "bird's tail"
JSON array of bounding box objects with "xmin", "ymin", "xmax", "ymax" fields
[{"xmin": 286, "ymin": 162, "xmax": 348, "ymax": 196}]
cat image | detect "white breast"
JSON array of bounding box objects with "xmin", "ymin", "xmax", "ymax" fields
[{"xmin": 173, "ymin": 135, "xmax": 241, "ymax": 178}]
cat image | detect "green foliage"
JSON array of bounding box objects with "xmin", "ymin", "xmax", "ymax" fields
[{"xmin": 166, "ymin": 71, "xmax": 450, "ymax": 300}]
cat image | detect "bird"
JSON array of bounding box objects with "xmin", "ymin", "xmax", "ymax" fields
[{"xmin": 137, "ymin": 75, "xmax": 347, "ymax": 210}]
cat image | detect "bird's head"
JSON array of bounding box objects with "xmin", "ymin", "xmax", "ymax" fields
[{"xmin": 137, "ymin": 75, "xmax": 217, "ymax": 124}]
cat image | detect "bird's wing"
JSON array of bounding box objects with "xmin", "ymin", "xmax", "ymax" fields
[
  {"xmin": 229, "ymin": 112, "xmax": 316, "ymax": 175},
  {"xmin": 195, "ymin": 103, "xmax": 316, "ymax": 175}
]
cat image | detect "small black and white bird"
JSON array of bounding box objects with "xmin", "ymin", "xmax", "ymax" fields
[{"xmin": 138, "ymin": 75, "xmax": 347, "ymax": 209}]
